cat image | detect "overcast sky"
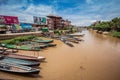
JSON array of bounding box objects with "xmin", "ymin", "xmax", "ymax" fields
[{"xmin": 0, "ymin": 0, "xmax": 120, "ymax": 26}]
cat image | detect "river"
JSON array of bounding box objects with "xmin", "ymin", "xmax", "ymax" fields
[{"xmin": 0, "ymin": 30, "xmax": 120, "ymax": 80}]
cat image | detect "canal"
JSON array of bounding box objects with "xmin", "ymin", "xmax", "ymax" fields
[{"xmin": 0, "ymin": 30, "xmax": 120, "ymax": 80}]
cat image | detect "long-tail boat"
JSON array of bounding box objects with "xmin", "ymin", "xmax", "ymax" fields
[
  {"xmin": 6, "ymin": 53, "xmax": 45, "ymax": 61},
  {"xmin": 0, "ymin": 61, "xmax": 40, "ymax": 74},
  {"xmin": 60, "ymin": 38, "xmax": 74, "ymax": 47},
  {"xmin": 0, "ymin": 56, "xmax": 40, "ymax": 66},
  {"xmin": 32, "ymin": 38, "xmax": 53, "ymax": 43},
  {"xmin": 1, "ymin": 44, "xmax": 41, "ymax": 51}
]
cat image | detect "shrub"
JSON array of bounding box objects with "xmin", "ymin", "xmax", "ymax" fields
[{"xmin": 110, "ymin": 31, "xmax": 120, "ymax": 37}]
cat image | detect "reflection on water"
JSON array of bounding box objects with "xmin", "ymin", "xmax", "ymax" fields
[
  {"xmin": 0, "ymin": 30, "xmax": 120, "ymax": 80},
  {"xmin": 90, "ymin": 30, "xmax": 120, "ymax": 45}
]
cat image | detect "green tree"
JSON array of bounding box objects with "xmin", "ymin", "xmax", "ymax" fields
[{"xmin": 111, "ymin": 17, "xmax": 120, "ymax": 31}]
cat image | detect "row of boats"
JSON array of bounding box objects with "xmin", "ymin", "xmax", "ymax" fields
[
  {"xmin": 0, "ymin": 51, "xmax": 42, "ymax": 74},
  {"xmin": 60, "ymin": 33, "xmax": 85, "ymax": 47},
  {"xmin": 1, "ymin": 38, "xmax": 56, "ymax": 51},
  {"xmin": 0, "ymin": 38, "xmax": 56, "ymax": 74}
]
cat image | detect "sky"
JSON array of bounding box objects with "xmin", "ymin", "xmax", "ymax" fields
[{"xmin": 0, "ymin": 0, "xmax": 120, "ymax": 26}]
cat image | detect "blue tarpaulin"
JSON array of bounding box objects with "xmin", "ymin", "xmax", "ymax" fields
[{"xmin": 20, "ymin": 23, "xmax": 32, "ymax": 29}]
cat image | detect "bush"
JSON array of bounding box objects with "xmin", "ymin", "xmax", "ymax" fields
[{"xmin": 110, "ymin": 31, "xmax": 120, "ymax": 37}]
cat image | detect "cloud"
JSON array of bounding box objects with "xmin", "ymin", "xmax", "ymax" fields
[
  {"xmin": 0, "ymin": 0, "xmax": 120, "ymax": 26},
  {"xmin": 0, "ymin": 1, "xmax": 56, "ymax": 23},
  {"xmin": 24, "ymin": 4, "xmax": 54, "ymax": 16},
  {"xmin": 60, "ymin": 14, "xmax": 98, "ymax": 26},
  {"xmin": 57, "ymin": 0, "xmax": 120, "ymax": 26}
]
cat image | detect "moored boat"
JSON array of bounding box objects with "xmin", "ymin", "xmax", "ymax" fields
[
  {"xmin": 45, "ymin": 43, "xmax": 57, "ymax": 47},
  {"xmin": 26, "ymin": 43, "xmax": 47, "ymax": 49},
  {"xmin": 5, "ymin": 53, "xmax": 45, "ymax": 61},
  {"xmin": 1, "ymin": 44, "xmax": 41, "ymax": 51},
  {"xmin": 66, "ymin": 33, "xmax": 85, "ymax": 37},
  {"xmin": 20, "ymin": 41, "xmax": 48, "ymax": 49},
  {"xmin": 73, "ymin": 37, "xmax": 83, "ymax": 41},
  {"xmin": 60, "ymin": 38, "xmax": 74, "ymax": 47},
  {"xmin": 65, "ymin": 41, "xmax": 74, "ymax": 47},
  {"xmin": 67, "ymin": 39, "xmax": 79, "ymax": 43},
  {"xmin": 32, "ymin": 39, "xmax": 53, "ymax": 43},
  {"xmin": 0, "ymin": 56, "xmax": 40, "ymax": 66},
  {"xmin": 0, "ymin": 61, "xmax": 40, "ymax": 74}
]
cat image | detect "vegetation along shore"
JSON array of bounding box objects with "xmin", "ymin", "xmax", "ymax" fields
[{"xmin": 89, "ymin": 17, "xmax": 120, "ymax": 38}]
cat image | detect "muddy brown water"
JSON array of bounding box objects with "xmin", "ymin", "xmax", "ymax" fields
[{"xmin": 0, "ymin": 30, "xmax": 120, "ymax": 80}]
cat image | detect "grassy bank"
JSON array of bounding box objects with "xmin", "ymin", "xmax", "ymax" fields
[
  {"xmin": 1, "ymin": 36, "xmax": 35, "ymax": 44},
  {"xmin": 109, "ymin": 31, "xmax": 120, "ymax": 38}
]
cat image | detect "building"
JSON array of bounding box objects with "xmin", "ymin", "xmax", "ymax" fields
[
  {"xmin": 47, "ymin": 15, "xmax": 63, "ymax": 30},
  {"xmin": 62, "ymin": 19, "xmax": 71, "ymax": 29},
  {"xmin": 64, "ymin": 19, "xmax": 71, "ymax": 27},
  {"xmin": 47, "ymin": 15, "xmax": 71, "ymax": 30}
]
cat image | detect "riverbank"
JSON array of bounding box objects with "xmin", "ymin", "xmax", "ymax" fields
[
  {"xmin": 109, "ymin": 31, "xmax": 120, "ymax": 38},
  {"xmin": 0, "ymin": 31, "xmax": 55, "ymax": 40},
  {"xmin": 90, "ymin": 29, "xmax": 120, "ymax": 38},
  {"xmin": 0, "ymin": 31, "xmax": 42, "ymax": 40},
  {"xmin": 89, "ymin": 17, "xmax": 120, "ymax": 38}
]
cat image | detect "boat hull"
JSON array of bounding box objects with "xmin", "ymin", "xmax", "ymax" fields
[
  {"xmin": 6, "ymin": 53, "xmax": 45, "ymax": 61},
  {"xmin": 0, "ymin": 61, "xmax": 40, "ymax": 74},
  {"xmin": 0, "ymin": 57, "xmax": 40, "ymax": 66}
]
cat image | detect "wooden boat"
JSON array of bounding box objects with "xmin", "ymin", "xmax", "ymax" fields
[
  {"xmin": 38, "ymin": 44, "xmax": 48, "ymax": 48},
  {"xmin": 67, "ymin": 39, "xmax": 79, "ymax": 43},
  {"xmin": 20, "ymin": 41, "xmax": 48, "ymax": 48},
  {"xmin": 0, "ymin": 61, "xmax": 40, "ymax": 74},
  {"xmin": 45, "ymin": 43, "xmax": 57, "ymax": 47},
  {"xmin": 0, "ymin": 46, "xmax": 18, "ymax": 53},
  {"xmin": 65, "ymin": 41, "xmax": 74, "ymax": 47},
  {"xmin": 0, "ymin": 56, "xmax": 40, "ymax": 66},
  {"xmin": 5, "ymin": 53, "xmax": 46, "ymax": 61},
  {"xmin": 1, "ymin": 44, "xmax": 41, "ymax": 51},
  {"xmin": 26, "ymin": 43, "xmax": 48, "ymax": 49},
  {"xmin": 32, "ymin": 39, "xmax": 53, "ymax": 43},
  {"xmin": 66, "ymin": 34, "xmax": 85, "ymax": 37},
  {"xmin": 69, "ymin": 40, "xmax": 79, "ymax": 43},
  {"xmin": 31, "ymin": 43, "xmax": 56, "ymax": 48},
  {"xmin": 60, "ymin": 38, "xmax": 74, "ymax": 47},
  {"xmin": 73, "ymin": 37, "xmax": 83, "ymax": 41},
  {"xmin": 60, "ymin": 38, "xmax": 66, "ymax": 43}
]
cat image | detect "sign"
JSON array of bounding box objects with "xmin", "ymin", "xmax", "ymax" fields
[
  {"xmin": 33, "ymin": 16, "xmax": 46, "ymax": 25},
  {"xmin": 0, "ymin": 15, "xmax": 19, "ymax": 24}
]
